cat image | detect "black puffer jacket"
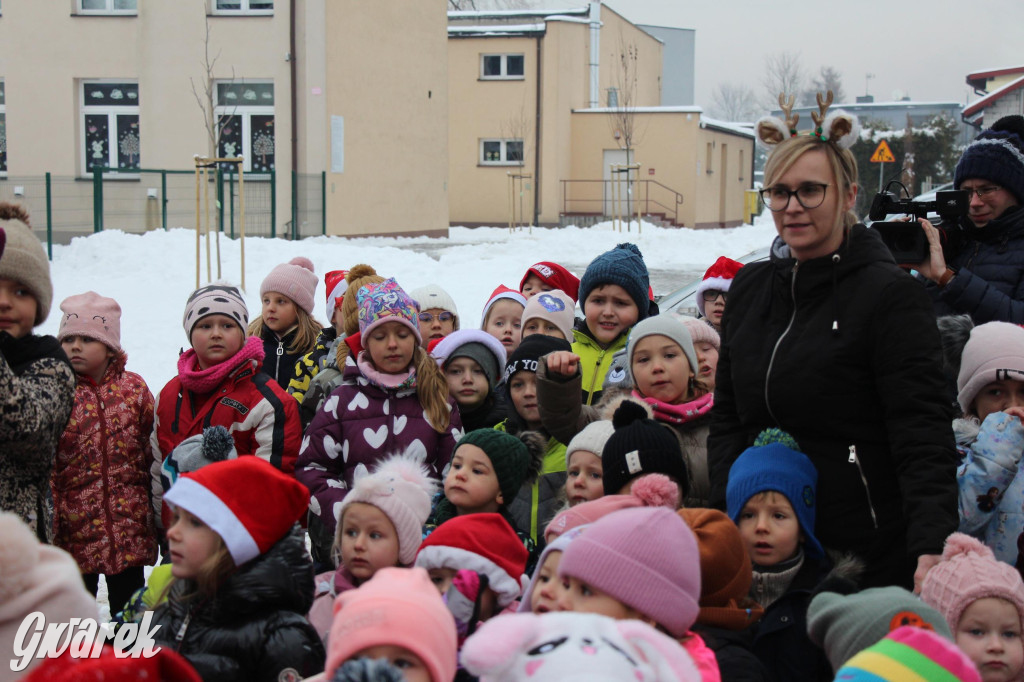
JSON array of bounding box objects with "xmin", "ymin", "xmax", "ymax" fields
[
  {"xmin": 150, "ymin": 527, "xmax": 325, "ymax": 681},
  {"xmin": 929, "ymin": 206, "xmax": 1024, "ymax": 323},
  {"xmin": 260, "ymin": 326, "xmax": 305, "ymax": 391},
  {"xmin": 708, "ymin": 226, "xmax": 958, "ymax": 588}
]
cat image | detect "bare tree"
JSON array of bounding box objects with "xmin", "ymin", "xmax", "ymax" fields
[
  {"xmin": 808, "ymin": 66, "xmax": 846, "ymax": 104},
  {"xmin": 709, "ymin": 83, "xmax": 760, "ymax": 122},
  {"xmin": 499, "ymin": 98, "xmax": 531, "ymax": 168},
  {"xmin": 762, "ymin": 51, "xmax": 805, "ymax": 108},
  {"xmin": 606, "ymin": 32, "xmax": 646, "ymax": 222},
  {"xmin": 190, "ymin": 7, "xmax": 235, "ymax": 157}
]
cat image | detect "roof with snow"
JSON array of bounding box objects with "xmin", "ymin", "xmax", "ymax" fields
[
  {"xmin": 963, "ymin": 74, "xmax": 1024, "ymax": 121},
  {"xmin": 448, "ymin": 5, "xmax": 592, "ymax": 36},
  {"xmin": 571, "ymin": 107, "xmax": 754, "ymax": 139},
  {"xmin": 966, "ymin": 65, "xmax": 1024, "ymax": 92}
]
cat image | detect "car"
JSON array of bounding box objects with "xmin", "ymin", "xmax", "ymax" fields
[{"xmin": 656, "ymin": 246, "xmax": 771, "ymax": 319}]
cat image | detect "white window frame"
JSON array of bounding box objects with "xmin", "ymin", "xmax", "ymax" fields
[
  {"xmin": 479, "ymin": 138, "xmax": 524, "ymax": 166},
  {"xmin": 214, "ymin": 80, "xmax": 275, "ymax": 174},
  {"xmin": 80, "ymin": 80, "xmax": 140, "ymax": 177},
  {"xmin": 77, "ymin": 0, "xmax": 138, "ymax": 15},
  {"xmin": 210, "ymin": 0, "xmax": 273, "ymax": 16},
  {"xmin": 480, "ymin": 54, "xmax": 525, "ymax": 80}
]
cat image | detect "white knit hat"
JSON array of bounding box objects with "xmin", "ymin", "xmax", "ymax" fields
[
  {"xmin": 410, "ymin": 284, "xmax": 460, "ymax": 331},
  {"xmin": 957, "ymin": 321, "xmax": 1024, "ymax": 414},
  {"xmin": 566, "ymin": 420, "xmax": 616, "ymax": 468}
]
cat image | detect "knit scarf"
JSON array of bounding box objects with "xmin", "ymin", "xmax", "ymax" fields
[
  {"xmin": 749, "ymin": 550, "xmax": 804, "ymax": 609},
  {"xmin": 633, "ymin": 390, "xmax": 714, "ymax": 425},
  {"xmin": 356, "ymin": 351, "xmax": 416, "ymax": 392},
  {"xmin": 177, "ymin": 336, "xmax": 265, "ymax": 394}
]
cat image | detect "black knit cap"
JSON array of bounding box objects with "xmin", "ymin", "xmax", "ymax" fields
[
  {"xmin": 503, "ymin": 333, "xmax": 572, "ymax": 386},
  {"xmin": 601, "ymin": 401, "xmax": 687, "ymax": 496},
  {"xmin": 954, "ymin": 115, "xmax": 1024, "ymax": 204}
]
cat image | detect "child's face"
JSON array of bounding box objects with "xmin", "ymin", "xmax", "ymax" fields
[
  {"xmin": 566, "ymin": 450, "xmax": 603, "ymax": 506},
  {"xmin": 584, "ymin": 284, "xmax": 639, "ymax": 347},
  {"xmin": 704, "ymin": 290, "xmax": 727, "ymax": 328},
  {"xmin": 974, "ymin": 379, "xmax": 1024, "ymax": 422},
  {"xmin": 737, "ymin": 491, "xmax": 802, "ymax": 567},
  {"xmin": 521, "ymin": 274, "xmax": 554, "ymax": 299},
  {"xmin": 261, "ymin": 291, "xmax": 299, "ymax": 334},
  {"xmin": 522, "ymin": 317, "xmax": 566, "ymax": 341},
  {"xmin": 417, "ymin": 308, "xmax": 455, "ymax": 346},
  {"xmin": 694, "ymin": 341, "xmax": 719, "ymax": 391},
  {"xmin": 444, "ymin": 357, "xmax": 489, "ymax": 409},
  {"xmin": 631, "ymin": 334, "xmax": 693, "ymax": 404},
  {"xmin": 330, "ymin": 307, "xmax": 345, "ymax": 335},
  {"xmin": 530, "ymin": 550, "xmax": 567, "ymax": 614},
  {"xmin": 0, "ymin": 277, "xmax": 38, "ymax": 339},
  {"xmin": 445, "ymin": 444, "xmax": 503, "ymax": 514},
  {"xmin": 483, "ymin": 299, "xmax": 523, "ymax": 353},
  {"xmin": 365, "ymin": 321, "xmax": 417, "ymax": 374},
  {"xmin": 508, "ymin": 371, "xmax": 541, "ymax": 428},
  {"xmin": 427, "ymin": 567, "xmax": 457, "ymax": 594},
  {"xmin": 191, "ymin": 314, "xmax": 246, "ymax": 370},
  {"xmin": 352, "ymin": 645, "xmax": 431, "ymax": 682},
  {"xmin": 60, "ymin": 335, "xmax": 115, "ymax": 384},
  {"xmin": 558, "ymin": 575, "xmax": 646, "ymax": 621},
  {"xmin": 167, "ymin": 508, "xmax": 224, "ymax": 581},
  {"xmin": 956, "ymin": 597, "xmax": 1024, "ymax": 682},
  {"xmin": 339, "ymin": 502, "xmax": 401, "ymax": 583}
]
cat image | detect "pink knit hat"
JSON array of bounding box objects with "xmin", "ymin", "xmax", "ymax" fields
[
  {"xmin": 680, "ymin": 315, "xmax": 720, "ymax": 351},
  {"xmin": 921, "ymin": 532, "xmax": 1024, "ymax": 634},
  {"xmin": 324, "ymin": 567, "xmax": 457, "ymax": 682},
  {"xmin": 558, "ymin": 506, "xmax": 701, "ymax": 637},
  {"xmin": 57, "ymin": 291, "xmax": 122, "ymax": 352},
  {"xmin": 522, "ymin": 289, "xmax": 576, "ymax": 340},
  {"xmin": 545, "ymin": 473, "xmax": 680, "ymax": 543},
  {"xmin": 260, "ymin": 256, "xmax": 318, "ymax": 316},
  {"xmin": 336, "ymin": 452, "xmax": 439, "ymax": 565},
  {"xmin": 957, "ymin": 321, "xmax": 1024, "ymax": 414}
]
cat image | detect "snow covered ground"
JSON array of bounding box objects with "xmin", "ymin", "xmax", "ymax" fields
[{"xmin": 40, "ymin": 214, "xmax": 777, "ymax": 394}]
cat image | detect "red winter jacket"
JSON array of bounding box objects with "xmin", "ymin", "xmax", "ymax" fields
[
  {"xmin": 52, "ymin": 352, "xmax": 158, "ymax": 575},
  {"xmin": 151, "ymin": 354, "xmax": 302, "ymax": 528}
]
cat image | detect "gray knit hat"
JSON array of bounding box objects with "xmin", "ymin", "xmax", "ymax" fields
[
  {"xmin": 956, "ymin": 321, "xmax": 1024, "ymax": 415},
  {"xmin": 0, "ymin": 204, "xmax": 51, "ymax": 325},
  {"xmin": 566, "ymin": 420, "xmax": 615, "ymax": 468},
  {"xmin": 626, "ymin": 315, "xmax": 699, "ymax": 383}
]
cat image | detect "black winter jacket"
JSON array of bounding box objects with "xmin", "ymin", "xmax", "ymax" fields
[
  {"xmin": 151, "ymin": 528, "xmax": 325, "ymax": 681},
  {"xmin": 260, "ymin": 326, "xmax": 305, "ymax": 391},
  {"xmin": 708, "ymin": 226, "xmax": 958, "ymax": 588},
  {"xmin": 691, "ymin": 624, "xmax": 770, "ymax": 682},
  {"xmin": 929, "ymin": 206, "xmax": 1024, "ymax": 323}
]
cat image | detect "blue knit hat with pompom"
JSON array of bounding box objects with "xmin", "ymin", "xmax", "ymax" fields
[
  {"xmin": 954, "ymin": 115, "xmax": 1024, "ymax": 204},
  {"xmin": 578, "ymin": 243, "xmax": 651, "ymax": 321}
]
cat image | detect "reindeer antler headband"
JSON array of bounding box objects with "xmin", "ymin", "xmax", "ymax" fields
[{"xmin": 755, "ymin": 89, "xmax": 860, "ymax": 150}]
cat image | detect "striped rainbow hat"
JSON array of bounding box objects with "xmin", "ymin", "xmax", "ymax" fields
[{"xmin": 834, "ymin": 625, "xmax": 980, "ymax": 682}]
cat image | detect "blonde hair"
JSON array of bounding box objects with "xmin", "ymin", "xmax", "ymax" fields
[
  {"xmin": 160, "ymin": 537, "xmax": 236, "ymax": 605},
  {"xmin": 413, "ymin": 345, "xmax": 452, "ymax": 433},
  {"xmin": 763, "ymin": 135, "xmax": 859, "ymax": 231},
  {"xmin": 247, "ymin": 305, "xmax": 323, "ymax": 355}
]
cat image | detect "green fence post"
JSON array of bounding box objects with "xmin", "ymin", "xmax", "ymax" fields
[
  {"xmin": 229, "ymin": 172, "xmax": 235, "ymax": 239},
  {"xmin": 321, "ymin": 171, "xmax": 326, "ymax": 235},
  {"xmin": 45, "ymin": 172, "xmax": 53, "ymax": 260},
  {"xmin": 92, "ymin": 168, "xmax": 103, "ymax": 233},
  {"xmin": 217, "ymin": 168, "xmax": 225, "ymax": 235},
  {"xmin": 161, "ymin": 171, "xmax": 168, "ymax": 230},
  {"xmin": 270, "ymin": 169, "xmax": 276, "ymax": 238}
]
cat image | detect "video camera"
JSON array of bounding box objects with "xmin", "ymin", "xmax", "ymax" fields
[{"xmin": 868, "ymin": 188, "xmax": 968, "ymax": 265}]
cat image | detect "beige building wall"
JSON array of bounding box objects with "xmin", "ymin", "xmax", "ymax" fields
[
  {"xmin": 323, "ymin": 0, "xmax": 448, "ymax": 237},
  {"xmin": 569, "ymin": 111, "xmax": 752, "ymax": 228},
  {"xmin": 597, "ymin": 7, "xmax": 662, "ymax": 109}
]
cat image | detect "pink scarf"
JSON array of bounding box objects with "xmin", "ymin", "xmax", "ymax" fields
[
  {"xmin": 633, "ymin": 390, "xmax": 714, "ymax": 426},
  {"xmin": 178, "ymin": 336, "xmax": 265, "ymax": 393},
  {"xmin": 356, "ymin": 351, "xmax": 416, "ymax": 391}
]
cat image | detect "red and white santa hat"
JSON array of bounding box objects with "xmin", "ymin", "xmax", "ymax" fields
[
  {"xmin": 415, "ymin": 513, "xmax": 528, "ymax": 607},
  {"xmin": 480, "ymin": 284, "xmax": 527, "ymax": 328},
  {"xmin": 164, "ymin": 457, "xmax": 309, "ymax": 566},
  {"xmin": 695, "ymin": 256, "xmax": 743, "ymax": 318},
  {"xmin": 519, "ymin": 261, "xmax": 581, "ymax": 302},
  {"xmin": 324, "ymin": 269, "xmax": 349, "ymax": 321}
]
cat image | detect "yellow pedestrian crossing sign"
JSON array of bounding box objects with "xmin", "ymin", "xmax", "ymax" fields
[{"xmin": 870, "ymin": 140, "xmax": 895, "ymax": 163}]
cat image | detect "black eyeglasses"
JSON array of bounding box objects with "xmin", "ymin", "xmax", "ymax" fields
[
  {"xmin": 701, "ymin": 290, "xmax": 727, "ymax": 303},
  {"xmin": 962, "ymin": 185, "xmax": 1002, "ymax": 200},
  {"xmin": 418, "ymin": 311, "xmax": 454, "ymax": 323},
  {"xmin": 759, "ymin": 183, "xmax": 830, "ymax": 211}
]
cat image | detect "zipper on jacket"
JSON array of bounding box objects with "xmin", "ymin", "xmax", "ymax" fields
[
  {"xmin": 174, "ymin": 611, "xmax": 192, "ymax": 650},
  {"xmin": 273, "ymin": 339, "xmax": 285, "ymax": 379},
  {"xmin": 764, "ymin": 262, "xmax": 799, "ymax": 425},
  {"xmin": 585, "ymin": 347, "xmax": 607, "ymax": 406},
  {"xmin": 848, "ymin": 445, "xmax": 879, "ymax": 529}
]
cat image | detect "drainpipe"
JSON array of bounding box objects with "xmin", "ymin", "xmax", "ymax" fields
[
  {"xmin": 589, "ymin": 1, "xmax": 600, "ymax": 108},
  {"xmin": 289, "ymin": 0, "xmax": 298, "ymax": 184},
  {"xmin": 534, "ymin": 35, "xmax": 542, "ymax": 227}
]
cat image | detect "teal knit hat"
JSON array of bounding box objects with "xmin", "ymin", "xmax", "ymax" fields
[
  {"xmin": 578, "ymin": 243, "xmax": 650, "ymax": 321},
  {"xmin": 454, "ymin": 429, "xmax": 542, "ymax": 506}
]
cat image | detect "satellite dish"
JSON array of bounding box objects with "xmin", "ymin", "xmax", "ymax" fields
[{"xmin": 891, "ymin": 89, "xmax": 904, "ymax": 102}]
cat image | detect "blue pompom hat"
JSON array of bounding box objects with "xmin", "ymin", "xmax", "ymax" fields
[
  {"xmin": 726, "ymin": 429, "xmax": 824, "ymax": 561},
  {"xmin": 578, "ymin": 243, "xmax": 651, "ymax": 321}
]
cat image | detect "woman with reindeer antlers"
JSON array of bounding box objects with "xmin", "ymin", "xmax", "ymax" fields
[{"xmin": 707, "ymin": 92, "xmax": 958, "ymax": 592}]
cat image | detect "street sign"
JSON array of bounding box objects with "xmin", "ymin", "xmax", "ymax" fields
[{"xmin": 870, "ymin": 140, "xmax": 895, "ymax": 163}]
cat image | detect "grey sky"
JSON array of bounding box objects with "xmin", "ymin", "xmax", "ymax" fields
[{"xmin": 603, "ymin": 0, "xmax": 1023, "ymax": 111}]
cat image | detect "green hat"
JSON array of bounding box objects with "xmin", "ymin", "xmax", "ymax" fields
[{"xmin": 455, "ymin": 429, "xmax": 542, "ymax": 506}]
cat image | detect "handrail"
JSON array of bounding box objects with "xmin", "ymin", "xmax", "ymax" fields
[{"xmin": 560, "ymin": 179, "xmax": 685, "ymax": 226}]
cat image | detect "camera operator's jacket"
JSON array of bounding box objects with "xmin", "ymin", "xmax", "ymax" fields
[
  {"xmin": 708, "ymin": 224, "xmax": 958, "ymax": 588},
  {"xmin": 931, "ymin": 206, "xmax": 1024, "ymax": 323}
]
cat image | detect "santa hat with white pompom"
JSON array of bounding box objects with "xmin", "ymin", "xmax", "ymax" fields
[{"xmin": 336, "ymin": 451, "xmax": 440, "ymax": 565}]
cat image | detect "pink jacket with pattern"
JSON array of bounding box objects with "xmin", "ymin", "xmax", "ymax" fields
[
  {"xmin": 296, "ymin": 353, "xmax": 462, "ymax": 537},
  {"xmin": 52, "ymin": 353, "xmax": 158, "ymax": 575}
]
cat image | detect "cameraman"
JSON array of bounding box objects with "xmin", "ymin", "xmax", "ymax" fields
[{"xmin": 917, "ymin": 115, "xmax": 1024, "ymax": 323}]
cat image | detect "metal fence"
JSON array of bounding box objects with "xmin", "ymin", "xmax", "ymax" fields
[{"xmin": 0, "ymin": 169, "xmax": 326, "ymax": 258}]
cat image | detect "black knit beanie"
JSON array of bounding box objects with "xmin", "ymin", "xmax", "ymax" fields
[
  {"xmin": 954, "ymin": 115, "xmax": 1024, "ymax": 204},
  {"xmin": 602, "ymin": 401, "xmax": 687, "ymax": 496},
  {"xmin": 503, "ymin": 333, "xmax": 572, "ymax": 386}
]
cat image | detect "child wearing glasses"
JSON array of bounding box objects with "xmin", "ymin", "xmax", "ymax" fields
[
  {"xmin": 955, "ymin": 321, "xmax": 1024, "ymax": 565},
  {"xmin": 410, "ymin": 284, "xmax": 459, "ymax": 348},
  {"xmin": 694, "ymin": 256, "xmax": 742, "ymax": 332}
]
